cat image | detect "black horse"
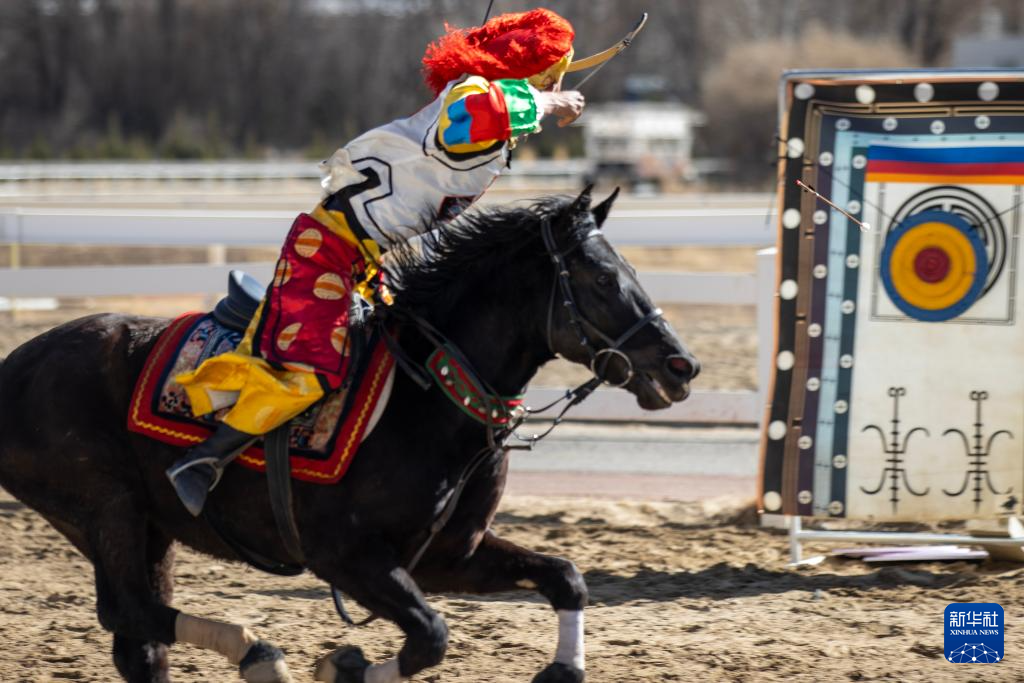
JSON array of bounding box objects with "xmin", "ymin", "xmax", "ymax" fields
[{"xmin": 0, "ymin": 188, "xmax": 698, "ymax": 683}]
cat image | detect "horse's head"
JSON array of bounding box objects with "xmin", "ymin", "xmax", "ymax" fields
[{"xmin": 542, "ymin": 186, "xmax": 700, "ymax": 409}]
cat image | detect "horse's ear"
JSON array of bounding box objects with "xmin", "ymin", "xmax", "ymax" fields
[
  {"xmin": 590, "ymin": 187, "xmax": 620, "ymax": 228},
  {"xmin": 571, "ymin": 184, "xmax": 594, "ymax": 213}
]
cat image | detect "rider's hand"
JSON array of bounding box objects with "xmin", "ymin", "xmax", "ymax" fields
[{"xmin": 536, "ymin": 90, "xmax": 585, "ymax": 127}]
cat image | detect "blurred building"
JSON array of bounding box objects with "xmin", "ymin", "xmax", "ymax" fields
[
  {"xmin": 952, "ymin": 36, "xmax": 1024, "ymax": 68},
  {"xmin": 951, "ymin": 5, "xmax": 1024, "ymax": 68},
  {"xmin": 580, "ymin": 102, "xmax": 705, "ymax": 191}
]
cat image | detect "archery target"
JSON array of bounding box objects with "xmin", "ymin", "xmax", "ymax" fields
[
  {"xmin": 879, "ymin": 210, "xmax": 988, "ymax": 321},
  {"xmin": 761, "ymin": 70, "xmax": 1024, "ymax": 523}
]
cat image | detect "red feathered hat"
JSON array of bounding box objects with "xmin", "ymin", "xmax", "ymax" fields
[{"xmin": 422, "ymin": 8, "xmax": 575, "ymax": 95}]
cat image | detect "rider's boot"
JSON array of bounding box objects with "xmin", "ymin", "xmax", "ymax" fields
[{"xmin": 166, "ymin": 423, "xmax": 257, "ymax": 516}]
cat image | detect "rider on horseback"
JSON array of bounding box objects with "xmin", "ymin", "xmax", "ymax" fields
[{"xmin": 167, "ymin": 8, "xmax": 593, "ymax": 515}]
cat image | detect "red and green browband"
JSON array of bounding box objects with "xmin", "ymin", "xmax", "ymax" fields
[
  {"xmin": 426, "ymin": 348, "xmax": 524, "ymax": 425},
  {"xmin": 442, "ymin": 79, "xmax": 539, "ymax": 146}
]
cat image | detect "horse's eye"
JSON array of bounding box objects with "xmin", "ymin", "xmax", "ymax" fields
[{"xmin": 596, "ymin": 272, "xmax": 615, "ymax": 287}]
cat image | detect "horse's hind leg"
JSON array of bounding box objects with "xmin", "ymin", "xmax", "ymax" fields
[
  {"xmin": 90, "ymin": 497, "xmax": 293, "ymax": 682},
  {"xmin": 107, "ymin": 525, "xmax": 175, "ymax": 682},
  {"xmin": 32, "ymin": 510, "xmax": 175, "ymax": 682},
  {"xmin": 91, "ymin": 505, "xmax": 179, "ymax": 682}
]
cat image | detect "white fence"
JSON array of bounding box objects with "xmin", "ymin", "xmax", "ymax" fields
[{"xmin": 0, "ymin": 208, "xmax": 778, "ymax": 425}]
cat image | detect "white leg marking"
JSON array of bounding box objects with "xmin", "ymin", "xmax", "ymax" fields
[
  {"xmin": 365, "ymin": 658, "xmax": 406, "ymax": 683},
  {"xmin": 175, "ymin": 613, "xmax": 257, "ymax": 665},
  {"xmin": 555, "ymin": 609, "xmax": 585, "ymax": 670}
]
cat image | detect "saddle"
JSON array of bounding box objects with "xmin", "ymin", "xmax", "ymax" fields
[
  {"xmin": 213, "ymin": 270, "xmax": 264, "ymax": 333},
  {"xmin": 127, "ymin": 271, "xmax": 395, "ymax": 485}
]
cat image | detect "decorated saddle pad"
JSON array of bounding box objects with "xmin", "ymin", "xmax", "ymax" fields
[{"xmin": 128, "ymin": 313, "xmax": 394, "ymax": 484}]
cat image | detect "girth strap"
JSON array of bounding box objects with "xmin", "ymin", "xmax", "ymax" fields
[{"xmin": 264, "ymin": 425, "xmax": 305, "ymax": 564}]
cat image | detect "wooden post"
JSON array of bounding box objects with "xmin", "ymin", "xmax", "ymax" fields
[
  {"xmin": 205, "ymin": 243, "xmax": 227, "ymax": 311},
  {"xmin": 7, "ymin": 213, "xmax": 21, "ymax": 322}
]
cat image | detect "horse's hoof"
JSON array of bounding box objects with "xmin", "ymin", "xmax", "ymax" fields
[
  {"xmin": 239, "ymin": 640, "xmax": 293, "ymax": 683},
  {"xmin": 531, "ymin": 662, "xmax": 585, "ymax": 683},
  {"xmin": 314, "ymin": 645, "xmax": 370, "ymax": 683}
]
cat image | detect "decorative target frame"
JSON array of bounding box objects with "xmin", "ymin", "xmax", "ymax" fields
[{"xmin": 760, "ymin": 69, "xmax": 1024, "ymax": 523}]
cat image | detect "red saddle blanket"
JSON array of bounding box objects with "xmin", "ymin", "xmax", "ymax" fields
[{"xmin": 127, "ymin": 313, "xmax": 394, "ymax": 484}]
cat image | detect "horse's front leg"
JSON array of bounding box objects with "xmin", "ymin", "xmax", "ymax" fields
[
  {"xmin": 416, "ymin": 530, "xmax": 587, "ymax": 683},
  {"xmin": 311, "ymin": 546, "xmax": 447, "ymax": 683}
]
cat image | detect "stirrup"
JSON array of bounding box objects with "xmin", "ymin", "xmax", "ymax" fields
[{"xmin": 167, "ymin": 455, "xmax": 229, "ymax": 491}]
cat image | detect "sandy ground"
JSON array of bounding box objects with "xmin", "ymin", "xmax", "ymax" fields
[{"xmin": 1, "ymin": 489, "xmax": 1022, "ymax": 682}]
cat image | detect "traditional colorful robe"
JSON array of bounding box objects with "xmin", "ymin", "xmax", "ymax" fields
[{"xmin": 176, "ymin": 75, "xmax": 543, "ymax": 435}]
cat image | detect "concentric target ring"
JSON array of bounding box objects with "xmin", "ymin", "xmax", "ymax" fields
[
  {"xmin": 880, "ymin": 210, "xmax": 988, "ymax": 321},
  {"xmin": 888, "ymin": 186, "xmax": 1005, "ymax": 295}
]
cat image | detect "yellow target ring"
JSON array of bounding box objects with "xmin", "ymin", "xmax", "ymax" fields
[
  {"xmin": 888, "ymin": 222, "xmax": 976, "ymax": 311},
  {"xmin": 880, "ymin": 210, "xmax": 988, "ymax": 322}
]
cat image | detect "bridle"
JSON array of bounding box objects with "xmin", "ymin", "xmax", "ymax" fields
[{"xmin": 541, "ymin": 217, "xmax": 664, "ymax": 390}]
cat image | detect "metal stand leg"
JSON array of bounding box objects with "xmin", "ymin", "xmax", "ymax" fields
[
  {"xmin": 788, "ymin": 515, "xmax": 802, "ymax": 564},
  {"xmin": 786, "ymin": 514, "xmax": 1024, "ymax": 563}
]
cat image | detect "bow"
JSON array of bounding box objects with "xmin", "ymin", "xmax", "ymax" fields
[{"xmin": 569, "ymin": 13, "xmax": 649, "ymax": 91}]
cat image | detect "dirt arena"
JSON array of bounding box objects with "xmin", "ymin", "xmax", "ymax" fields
[
  {"xmin": 2, "ymin": 490, "xmax": 1023, "ymax": 682},
  {"xmin": 1, "ymin": 187, "xmax": 1021, "ymax": 680}
]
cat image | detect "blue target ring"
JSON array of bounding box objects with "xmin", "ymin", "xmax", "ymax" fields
[{"xmin": 880, "ymin": 210, "xmax": 988, "ymax": 322}]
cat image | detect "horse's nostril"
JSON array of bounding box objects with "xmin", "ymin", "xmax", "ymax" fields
[{"xmin": 666, "ymin": 354, "xmax": 699, "ymax": 380}]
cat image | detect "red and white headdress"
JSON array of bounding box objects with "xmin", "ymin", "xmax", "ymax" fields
[{"xmin": 422, "ymin": 8, "xmax": 575, "ymax": 95}]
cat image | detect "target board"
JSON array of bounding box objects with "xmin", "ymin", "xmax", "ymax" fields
[{"xmin": 760, "ymin": 70, "xmax": 1024, "ymax": 522}]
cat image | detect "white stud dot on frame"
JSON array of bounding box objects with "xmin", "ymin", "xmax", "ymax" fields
[
  {"xmin": 813, "ymin": 210, "xmax": 828, "ymax": 225},
  {"xmin": 797, "ymin": 490, "xmax": 813, "ymax": 505},
  {"xmin": 855, "ymin": 84, "xmax": 876, "ymax": 104},
  {"xmin": 782, "ymin": 208, "xmax": 802, "ymax": 229},
  {"xmin": 914, "ymin": 82, "xmax": 934, "ymax": 103},
  {"xmin": 851, "ymin": 155, "xmax": 867, "ymax": 170},
  {"xmin": 807, "ymin": 323, "xmax": 822, "ymax": 338},
  {"xmin": 768, "ymin": 420, "xmax": 787, "ymax": 440},
  {"xmin": 847, "ymin": 200, "xmax": 862, "ymax": 214},
  {"xmin": 978, "ymin": 81, "xmax": 999, "ymax": 101},
  {"xmin": 813, "ymin": 264, "xmax": 828, "ymax": 279},
  {"xmin": 834, "ymin": 400, "xmax": 849, "ymax": 414},
  {"xmin": 841, "ymin": 299, "xmax": 856, "ymax": 314},
  {"xmin": 975, "ymin": 115, "xmax": 991, "ymax": 130},
  {"xmin": 883, "ymin": 117, "xmax": 898, "ymax": 131},
  {"xmin": 806, "ymin": 377, "xmax": 821, "ymax": 391},
  {"xmin": 798, "ymin": 435, "xmax": 813, "ymax": 449},
  {"xmin": 777, "ymin": 350, "xmax": 795, "ymax": 371},
  {"xmin": 787, "ymin": 137, "xmax": 805, "ymax": 158},
  {"xmin": 828, "ymin": 500, "xmax": 845, "ymax": 515},
  {"xmin": 832, "ymin": 454, "xmax": 848, "ymax": 469},
  {"xmin": 779, "ymin": 280, "xmax": 798, "ymax": 300},
  {"xmin": 930, "ymin": 120, "xmax": 946, "ymax": 135},
  {"xmin": 835, "ymin": 118, "xmax": 851, "ymax": 131},
  {"xmin": 846, "ymin": 254, "xmax": 860, "ymax": 268},
  {"xmin": 763, "ymin": 491, "xmax": 783, "ymax": 511},
  {"xmin": 818, "ymin": 151, "xmax": 834, "ymax": 166},
  {"xmin": 839, "ymin": 354, "xmax": 854, "ymax": 369},
  {"xmin": 794, "ymin": 82, "xmax": 815, "ymax": 100}
]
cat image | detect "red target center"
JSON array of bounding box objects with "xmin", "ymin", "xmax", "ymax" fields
[{"xmin": 914, "ymin": 246, "xmax": 951, "ymax": 283}]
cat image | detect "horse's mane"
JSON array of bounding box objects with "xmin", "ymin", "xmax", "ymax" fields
[{"xmin": 385, "ymin": 195, "xmax": 579, "ymax": 318}]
